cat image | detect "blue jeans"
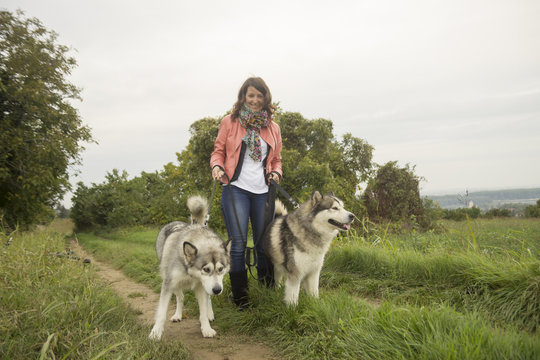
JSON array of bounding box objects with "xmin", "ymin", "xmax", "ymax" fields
[{"xmin": 221, "ymin": 185, "xmax": 271, "ymax": 273}]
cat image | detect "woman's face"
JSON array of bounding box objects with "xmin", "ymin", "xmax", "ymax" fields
[{"xmin": 244, "ymin": 86, "xmax": 264, "ymax": 112}]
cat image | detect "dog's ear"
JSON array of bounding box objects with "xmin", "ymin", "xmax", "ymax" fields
[
  {"xmin": 311, "ymin": 191, "xmax": 322, "ymax": 207},
  {"xmin": 183, "ymin": 242, "xmax": 198, "ymax": 264},
  {"xmin": 222, "ymin": 240, "xmax": 231, "ymax": 255},
  {"xmin": 327, "ymin": 191, "xmax": 335, "ymax": 197}
]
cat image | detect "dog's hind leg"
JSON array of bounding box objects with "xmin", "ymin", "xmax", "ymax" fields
[
  {"xmin": 170, "ymin": 289, "xmax": 184, "ymax": 322},
  {"xmin": 273, "ymin": 264, "xmax": 285, "ymax": 288},
  {"xmin": 149, "ymin": 281, "xmax": 174, "ymax": 340},
  {"xmin": 195, "ymin": 286, "xmax": 216, "ymax": 338},
  {"xmin": 284, "ymin": 275, "xmax": 301, "ymax": 306}
]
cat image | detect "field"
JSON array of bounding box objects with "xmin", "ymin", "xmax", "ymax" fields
[
  {"xmin": 2, "ymin": 218, "xmax": 539, "ymax": 359},
  {"xmin": 77, "ymin": 218, "xmax": 539, "ymax": 359},
  {"xmin": 0, "ymin": 220, "xmax": 190, "ymax": 359}
]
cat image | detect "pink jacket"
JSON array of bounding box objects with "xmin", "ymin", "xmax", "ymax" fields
[{"xmin": 210, "ymin": 114, "xmax": 282, "ymax": 184}]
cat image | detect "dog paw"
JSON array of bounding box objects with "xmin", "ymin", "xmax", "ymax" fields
[
  {"xmin": 149, "ymin": 327, "xmax": 163, "ymax": 340},
  {"xmin": 201, "ymin": 326, "xmax": 217, "ymax": 338},
  {"xmin": 284, "ymin": 298, "xmax": 299, "ymax": 307},
  {"xmin": 170, "ymin": 314, "xmax": 183, "ymax": 322}
]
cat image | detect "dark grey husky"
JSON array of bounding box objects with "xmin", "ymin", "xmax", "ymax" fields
[{"xmin": 263, "ymin": 191, "xmax": 354, "ymax": 306}]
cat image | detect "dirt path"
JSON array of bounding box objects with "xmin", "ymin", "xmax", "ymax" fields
[{"xmin": 70, "ymin": 240, "xmax": 278, "ymax": 360}]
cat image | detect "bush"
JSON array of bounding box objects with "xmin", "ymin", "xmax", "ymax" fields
[
  {"xmin": 524, "ymin": 199, "xmax": 540, "ymax": 218},
  {"xmin": 483, "ymin": 208, "xmax": 511, "ymax": 218},
  {"xmin": 363, "ymin": 161, "xmax": 430, "ymax": 229},
  {"xmin": 442, "ymin": 207, "xmax": 481, "ymax": 221}
]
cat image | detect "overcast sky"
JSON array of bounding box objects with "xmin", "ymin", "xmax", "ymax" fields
[{"xmin": 3, "ymin": 0, "xmax": 540, "ymax": 206}]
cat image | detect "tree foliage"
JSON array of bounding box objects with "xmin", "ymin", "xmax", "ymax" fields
[
  {"xmin": 441, "ymin": 207, "xmax": 482, "ymax": 221},
  {"xmin": 363, "ymin": 161, "xmax": 428, "ymax": 228},
  {"xmin": 524, "ymin": 199, "xmax": 540, "ymax": 218},
  {"xmin": 70, "ymin": 110, "xmax": 374, "ymax": 230},
  {"xmin": 0, "ymin": 10, "xmax": 93, "ymax": 228},
  {"xmin": 278, "ymin": 112, "xmax": 373, "ymax": 217}
]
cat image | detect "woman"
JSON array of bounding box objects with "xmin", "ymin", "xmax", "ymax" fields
[{"xmin": 210, "ymin": 77, "xmax": 282, "ymax": 308}]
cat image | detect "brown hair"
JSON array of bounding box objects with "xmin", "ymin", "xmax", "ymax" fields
[{"xmin": 231, "ymin": 77, "xmax": 276, "ymax": 121}]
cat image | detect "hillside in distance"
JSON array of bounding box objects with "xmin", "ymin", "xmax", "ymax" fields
[{"xmin": 424, "ymin": 188, "xmax": 540, "ymax": 210}]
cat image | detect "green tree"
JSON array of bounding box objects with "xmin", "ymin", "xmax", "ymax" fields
[
  {"xmin": 71, "ymin": 170, "xmax": 140, "ymax": 230},
  {"xmin": 278, "ymin": 112, "xmax": 373, "ymax": 217},
  {"xmin": 176, "ymin": 111, "xmax": 373, "ymax": 218},
  {"xmin": 524, "ymin": 199, "xmax": 540, "ymax": 218},
  {"xmin": 363, "ymin": 161, "xmax": 428, "ymax": 227},
  {"xmin": 442, "ymin": 207, "xmax": 481, "ymax": 221},
  {"xmin": 70, "ymin": 110, "xmax": 374, "ymax": 230},
  {"xmin": 0, "ymin": 10, "xmax": 93, "ymax": 228}
]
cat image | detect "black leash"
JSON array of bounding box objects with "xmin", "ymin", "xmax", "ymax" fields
[
  {"xmin": 219, "ymin": 173, "xmax": 270, "ymax": 280},
  {"xmin": 218, "ymin": 174, "xmax": 300, "ymax": 280},
  {"xmin": 269, "ymin": 178, "xmax": 300, "ymax": 209}
]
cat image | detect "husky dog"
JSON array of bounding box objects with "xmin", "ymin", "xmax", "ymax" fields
[
  {"xmin": 263, "ymin": 191, "xmax": 354, "ymax": 306},
  {"xmin": 149, "ymin": 196, "xmax": 230, "ymax": 339}
]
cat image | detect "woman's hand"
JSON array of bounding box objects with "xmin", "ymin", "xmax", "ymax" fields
[
  {"xmin": 268, "ymin": 172, "xmax": 280, "ymax": 184},
  {"xmin": 212, "ymin": 166, "xmax": 224, "ymax": 180}
]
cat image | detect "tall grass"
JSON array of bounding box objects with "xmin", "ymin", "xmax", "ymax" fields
[
  {"xmin": 211, "ymin": 283, "xmax": 540, "ymax": 359},
  {"xmin": 76, "ymin": 224, "xmax": 540, "ymax": 359},
  {"xmin": 0, "ymin": 228, "xmax": 190, "ymax": 359},
  {"xmin": 324, "ymin": 243, "xmax": 540, "ymax": 332},
  {"xmin": 374, "ymin": 218, "xmax": 540, "ymax": 258}
]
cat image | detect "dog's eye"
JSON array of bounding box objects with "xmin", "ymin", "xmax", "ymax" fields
[
  {"xmin": 332, "ymin": 206, "xmax": 339, "ymax": 210},
  {"xmin": 203, "ymin": 268, "xmax": 211, "ymax": 274},
  {"xmin": 217, "ymin": 267, "xmax": 224, "ymax": 273}
]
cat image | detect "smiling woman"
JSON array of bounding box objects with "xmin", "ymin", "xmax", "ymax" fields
[
  {"xmin": 210, "ymin": 77, "xmax": 283, "ymax": 308},
  {"xmin": 244, "ymin": 86, "xmax": 265, "ymax": 112}
]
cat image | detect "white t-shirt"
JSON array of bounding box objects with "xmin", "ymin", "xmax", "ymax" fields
[{"xmin": 231, "ymin": 136, "xmax": 268, "ymax": 194}]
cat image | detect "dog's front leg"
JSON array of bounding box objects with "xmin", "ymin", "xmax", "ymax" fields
[
  {"xmin": 303, "ymin": 269, "xmax": 320, "ymax": 298},
  {"xmin": 149, "ymin": 281, "xmax": 174, "ymax": 340},
  {"xmin": 207, "ymin": 295, "xmax": 214, "ymax": 322},
  {"xmin": 170, "ymin": 289, "xmax": 184, "ymax": 322},
  {"xmin": 195, "ymin": 286, "xmax": 216, "ymax": 337},
  {"xmin": 284, "ymin": 275, "xmax": 301, "ymax": 306}
]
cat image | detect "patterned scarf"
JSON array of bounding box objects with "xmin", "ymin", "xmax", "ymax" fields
[{"xmin": 238, "ymin": 103, "xmax": 269, "ymax": 161}]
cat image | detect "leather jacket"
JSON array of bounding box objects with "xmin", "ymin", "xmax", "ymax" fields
[{"xmin": 210, "ymin": 114, "xmax": 282, "ymax": 184}]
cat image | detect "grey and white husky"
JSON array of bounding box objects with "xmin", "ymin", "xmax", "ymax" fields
[
  {"xmin": 263, "ymin": 191, "xmax": 354, "ymax": 306},
  {"xmin": 149, "ymin": 196, "xmax": 230, "ymax": 339}
]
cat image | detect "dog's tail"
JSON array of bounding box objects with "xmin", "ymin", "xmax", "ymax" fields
[
  {"xmin": 274, "ymin": 198, "xmax": 288, "ymax": 217},
  {"xmin": 187, "ymin": 195, "xmax": 208, "ymax": 225}
]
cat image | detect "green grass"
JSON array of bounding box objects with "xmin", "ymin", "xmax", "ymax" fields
[
  {"xmin": 76, "ymin": 228, "xmax": 163, "ymax": 292},
  {"xmin": 0, "ymin": 227, "xmax": 190, "ymax": 359},
  {"xmin": 213, "ymin": 286, "xmax": 539, "ymax": 359},
  {"xmin": 323, "ymin": 243, "xmax": 540, "ymax": 332},
  {"xmin": 361, "ymin": 218, "xmax": 540, "ymax": 259},
  {"xmin": 74, "ymin": 218, "xmax": 540, "ymax": 359}
]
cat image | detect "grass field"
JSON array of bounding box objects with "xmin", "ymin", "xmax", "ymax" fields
[
  {"xmin": 0, "ymin": 222, "xmax": 190, "ymax": 360},
  {"xmin": 73, "ymin": 218, "xmax": 540, "ymax": 359}
]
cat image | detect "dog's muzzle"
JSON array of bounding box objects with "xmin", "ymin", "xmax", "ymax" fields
[
  {"xmin": 212, "ymin": 285, "xmax": 223, "ymax": 295},
  {"xmin": 329, "ymin": 213, "xmax": 355, "ymax": 230}
]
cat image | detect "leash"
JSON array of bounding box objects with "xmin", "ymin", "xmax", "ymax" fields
[
  {"xmin": 218, "ymin": 173, "xmax": 270, "ymax": 280},
  {"xmin": 269, "ymin": 178, "xmax": 300, "ymax": 209},
  {"xmin": 243, "ymin": 180, "xmax": 275, "ymax": 280},
  {"xmin": 218, "ymin": 173, "xmax": 300, "ymax": 281}
]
